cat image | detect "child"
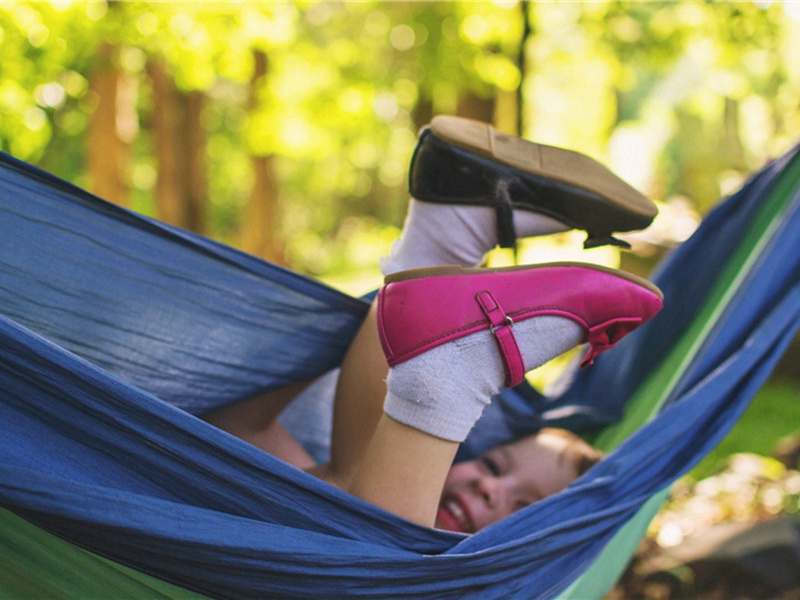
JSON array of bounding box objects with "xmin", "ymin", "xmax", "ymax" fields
[{"xmin": 204, "ymin": 116, "xmax": 662, "ymax": 532}]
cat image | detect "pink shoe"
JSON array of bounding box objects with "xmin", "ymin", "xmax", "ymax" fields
[{"xmin": 377, "ymin": 263, "xmax": 663, "ymax": 387}]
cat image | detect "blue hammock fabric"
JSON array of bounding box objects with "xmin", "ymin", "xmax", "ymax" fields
[{"xmin": 0, "ymin": 146, "xmax": 798, "ymax": 598}]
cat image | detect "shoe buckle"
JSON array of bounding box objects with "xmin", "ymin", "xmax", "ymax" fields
[{"xmin": 490, "ymin": 315, "xmax": 514, "ymax": 335}]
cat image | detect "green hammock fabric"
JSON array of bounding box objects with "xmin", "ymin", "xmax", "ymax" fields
[{"xmin": 0, "ymin": 508, "xmax": 205, "ymax": 599}]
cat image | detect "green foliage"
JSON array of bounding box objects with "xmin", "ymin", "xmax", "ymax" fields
[
  {"xmin": 0, "ymin": 2, "xmax": 95, "ymax": 162},
  {"xmin": 690, "ymin": 379, "xmax": 800, "ymax": 481},
  {"xmin": 1, "ymin": 1, "xmax": 800, "ymax": 275}
]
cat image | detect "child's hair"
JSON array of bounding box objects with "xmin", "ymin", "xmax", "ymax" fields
[{"xmin": 538, "ymin": 427, "xmax": 605, "ymax": 476}]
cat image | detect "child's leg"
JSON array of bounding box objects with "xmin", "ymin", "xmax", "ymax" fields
[
  {"xmin": 346, "ymin": 264, "xmax": 662, "ymax": 528},
  {"xmin": 295, "ymin": 317, "xmax": 458, "ymax": 524},
  {"xmin": 349, "ymin": 416, "xmax": 458, "ymax": 527},
  {"xmin": 308, "ymin": 303, "xmax": 389, "ymax": 489}
]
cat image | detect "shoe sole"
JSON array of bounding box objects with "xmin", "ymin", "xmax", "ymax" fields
[
  {"xmin": 384, "ymin": 262, "xmax": 664, "ymax": 301},
  {"xmin": 429, "ymin": 116, "xmax": 657, "ymax": 220}
]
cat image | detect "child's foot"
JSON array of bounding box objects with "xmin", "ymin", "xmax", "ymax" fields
[
  {"xmin": 409, "ymin": 116, "xmax": 657, "ymax": 251},
  {"xmin": 377, "ymin": 263, "xmax": 663, "ymax": 442}
]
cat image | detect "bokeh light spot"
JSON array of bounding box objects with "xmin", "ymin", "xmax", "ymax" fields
[{"xmin": 389, "ymin": 24, "xmax": 415, "ymax": 51}]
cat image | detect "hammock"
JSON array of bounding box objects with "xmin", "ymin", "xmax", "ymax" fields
[{"xmin": 0, "ymin": 144, "xmax": 798, "ymax": 599}]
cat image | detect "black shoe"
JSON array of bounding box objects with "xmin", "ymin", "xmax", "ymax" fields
[{"xmin": 408, "ymin": 116, "xmax": 658, "ymax": 249}]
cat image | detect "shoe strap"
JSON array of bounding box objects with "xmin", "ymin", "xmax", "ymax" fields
[
  {"xmin": 476, "ymin": 290, "xmax": 525, "ymax": 387},
  {"xmin": 494, "ymin": 180, "xmax": 517, "ymax": 249}
]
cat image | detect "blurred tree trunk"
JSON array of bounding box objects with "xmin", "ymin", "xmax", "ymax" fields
[
  {"xmin": 148, "ymin": 60, "xmax": 208, "ymax": 234},
  {"xmin": 492, "ymin": 1, "xmax": 531, "ymax": 136},
  {"xmin": 87, "ymin": 42, "xmax": 132, "ymax": 206},
  {"xmin": 456, "ymin": 92, "xmax": 494, "ymax": 125},
  {"xmin": 184, "ymin": 91, "xmax": 207, "ymax": 234},
  {"xmin": 240, "ymin": 49, "xmax": 284, "ymax": 264},
  {"xmin": 515, "ymin": 0, "xmax": 532, "ymax": 137},
  {"xmin": 412, "ymin": 97, "xmax": 434, "ymax": 132}
]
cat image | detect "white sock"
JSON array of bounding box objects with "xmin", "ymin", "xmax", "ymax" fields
[
  {"xmin": 380, "ymin": 200, "xmax": 570, "ymax": 275},
  {"xmin": 384, "ymin": 316, "xmax": 583, "ymax": 442}
]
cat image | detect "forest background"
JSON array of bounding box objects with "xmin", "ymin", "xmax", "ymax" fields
[{"xmin": 1, "ymin": 0, "xmax": 799, "ymax": 594}]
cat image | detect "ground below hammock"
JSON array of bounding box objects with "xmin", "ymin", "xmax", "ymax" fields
[{"xmin": 608, "ymin": 377, "xmax": 800, "ymax": 600}]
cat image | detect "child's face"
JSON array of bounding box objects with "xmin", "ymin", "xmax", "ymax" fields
[{"xmin": 435, "ymin": 432, "xmax": 579, "ymax": 533}]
